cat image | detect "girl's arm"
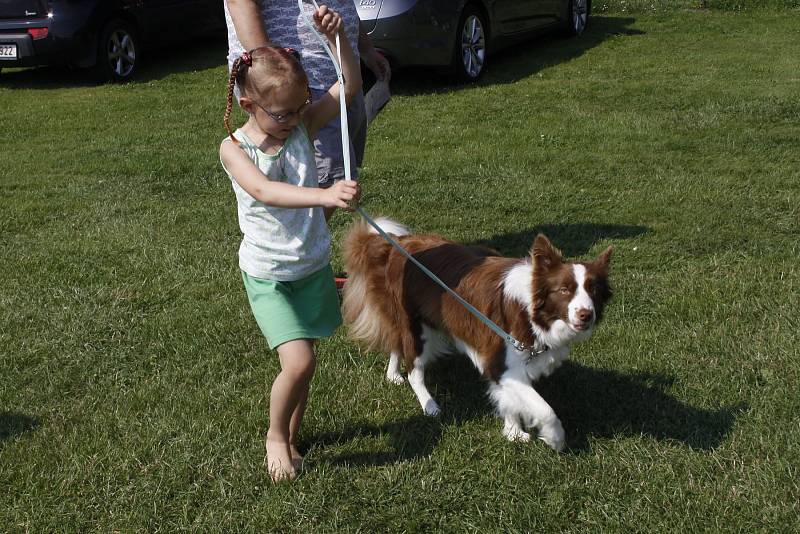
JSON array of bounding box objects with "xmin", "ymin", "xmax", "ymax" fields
[
  {"xmin": 303, "ymin": 6, "xmax": 363, "ymax": 137},
  {"xmin": 227, "ymin": 0, "xmax": 270, "ymax": 50},
  {"xmin": 220, "ymin": 140, "xmax": 358, "ymax": 209}
]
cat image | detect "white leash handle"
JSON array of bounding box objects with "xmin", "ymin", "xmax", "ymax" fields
[{"xmin": 299, "ymin": 0, "xmax": 352, "ymax": 182}]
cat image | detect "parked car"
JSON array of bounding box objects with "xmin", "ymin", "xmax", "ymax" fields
[
  {"xmin": 357, "ymin": 0, "xmax": 590, "ymax": 81},
  {"xmin": 0, "ymin": 0, "xmax": 224, "ymax": 82}
]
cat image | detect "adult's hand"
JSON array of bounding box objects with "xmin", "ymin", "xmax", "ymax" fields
[
  {"xmin": 364, "ymin": 49, "xmax": 391, "ymax": 82},
  {"xmin": 358, "ymin": 30, "xmax": 391, "ymax": 82}
]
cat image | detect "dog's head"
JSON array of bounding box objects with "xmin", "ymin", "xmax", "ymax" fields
[{"xmin": 530, "ymin": 235, "xmax": 613, "ymax": 344}]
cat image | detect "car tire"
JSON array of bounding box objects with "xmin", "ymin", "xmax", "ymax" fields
[
  {"xmin": 96, "ymin": 19, "xmax": 139, "ymax": 82},
  {"xmin": 451, "ymin": 5, "xmax": 488, "ymax": 82},
  {"xmin": 564, "ymin": 0, "xmax": 590, "ymax": 37}
]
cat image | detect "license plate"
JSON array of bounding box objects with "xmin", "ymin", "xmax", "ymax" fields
[{"xmin": 0, "ymin": 44, "xmax": 17, "ymax": 60}]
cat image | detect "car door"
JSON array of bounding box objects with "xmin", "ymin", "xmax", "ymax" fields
[
  {"xmin": 492, "ymin": 0, "xmax": 553, "ymax": 35},
  {"xmin": 536, "ymin": 0, "xmax": 565, "ymax": 23}
]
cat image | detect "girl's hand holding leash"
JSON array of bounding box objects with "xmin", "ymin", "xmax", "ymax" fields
[
  {"xmin": 319, "ymin": 180, "xmax": 360, "ymax": 211},
  {"xmin": 312, "ymin": 5, "xmax": 343, "ymax": 40}
]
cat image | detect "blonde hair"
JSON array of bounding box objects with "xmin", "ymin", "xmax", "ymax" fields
[{"xmin": 224, "ymin": 46, "xmax": 309, "ymax": 143}]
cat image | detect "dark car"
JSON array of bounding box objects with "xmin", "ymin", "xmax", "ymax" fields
[
  {"xmin": 357, "ymin": 0, "xmax": 590, "ymax": 81},
  {"xmin": 0, "ymin": 0, "xmax": 224, "ymax": 82}
]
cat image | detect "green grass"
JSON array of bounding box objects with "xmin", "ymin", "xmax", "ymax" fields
[
  {"xmin": 596, "ymin": 0, "xmax": 800, "ymax": 12},
  {"xmin": 2, "ymin": 8, "xmax": 799, "ymax": 532}
]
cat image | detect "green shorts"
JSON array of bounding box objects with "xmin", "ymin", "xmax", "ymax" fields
[{"xmin": 242, "ymin": 264, "xmax": 342, "ymax": 350}]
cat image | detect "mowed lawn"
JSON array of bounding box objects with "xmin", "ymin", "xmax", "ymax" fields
[{"xmin": 1, "ymin": 7, "xmax": 799, "ymax": 532}]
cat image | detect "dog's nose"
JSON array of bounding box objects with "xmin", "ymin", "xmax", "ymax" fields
[{"xmin": 576, "ymin": 308, "xmax": 594, "ymax": 323}]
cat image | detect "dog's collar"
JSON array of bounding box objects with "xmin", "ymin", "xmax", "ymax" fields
[{"xmin": 513, "ymin": 339, "xmax": 550, "ymax": 360}]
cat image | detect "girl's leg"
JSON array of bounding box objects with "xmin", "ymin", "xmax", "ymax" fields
[
  {"xmin": 289, "ymin": 386, "xmax": 309, "ymax": 470},
  {"xmin": 266, "ymin": 339, "xmax": 316, "ymax": 481}
]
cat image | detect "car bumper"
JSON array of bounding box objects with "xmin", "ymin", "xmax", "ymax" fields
[
  {"xmin": 0, "ymin": 18, "xmax": 61, "ymax": 68},
  {"xmin": 0, "ymin": 32, "xmax": 47, "ymax": 67},
  {"xmin": 0, "ymin": 16, "xmax": 94, "ymax": 69}
]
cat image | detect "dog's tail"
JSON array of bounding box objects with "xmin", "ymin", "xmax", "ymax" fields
[
  {"xmin": 341, "ymin": 217, "xmax": 408, "ymax": 352},
  {"xmin": 366, "ymin": 217, "xmax": 410, "ymax": 238}
]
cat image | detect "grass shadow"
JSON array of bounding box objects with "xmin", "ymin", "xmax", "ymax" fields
[
  {"xmin": 133, "ymin": 35, "xmax": 227, "ymax": 83},
  {"xmin": 0, "ymin": 411, "xmax": 40, "ymax": 442},
  {"xmin": 309, "ymin": 415, "xmax": 443, "ymax": 468},
  {"xmin": 539, "ymin": 362, "xmax": 748, "ymax": 452},
  {"xmin": 0, "ymin": 36, "xmax": 226, "ymax": 90},
  {"xmin": 389, "ymin": 16, "xmax": 643, "ymax": 96},
  {"xmin": 310, "ymin": 355, "xmax": 742, "ymax": 465},
  {"xmin": 469, "ymin": 222, "xmax": 649, "ymax": 257},
  {"xmin": 309, "ymin": 355, "xmax": 491, "ymax": 467}
]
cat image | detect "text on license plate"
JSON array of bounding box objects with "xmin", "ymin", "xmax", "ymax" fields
[{"xmin": 0, "ymin": 44, "xmax": 18, "ymax": 59}]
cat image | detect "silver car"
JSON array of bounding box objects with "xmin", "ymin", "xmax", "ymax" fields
[{"xmin": 357, "ymin": 0, "xmax": 589, "ymax": 81}]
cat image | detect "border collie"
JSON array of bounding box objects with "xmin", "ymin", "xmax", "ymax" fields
[{"xmin": 341, "ymin": 218, "xmax": 612, "ymax": 451}]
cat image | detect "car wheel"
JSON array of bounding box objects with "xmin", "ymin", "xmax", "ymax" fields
[
  {"xmin": 564, "ymin": 0, "xmax": 590, "ymax": 37},
  {"xmin": 451, "ymin": 5, "xmax": 488, "ymax": 82},
  {"xmin": 96, "ymin": 19, "xmax": 139, "ymax": 82}
]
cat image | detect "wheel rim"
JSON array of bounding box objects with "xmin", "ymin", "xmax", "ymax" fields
[
  {"xmin": 572, "ymin": 0, "xmax": 588, "ymax": 35},
  {"xmin": 106, "ymin": 29, "xmax": 136, "ymax": 78},
  {"xmin": 460, "ymin": 15, "xmax": 485, "ymax": 78}
]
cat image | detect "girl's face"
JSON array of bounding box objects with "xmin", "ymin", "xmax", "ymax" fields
[{"xmin": 245, "ymin": 84, "xmax": 311, "ymax": 140}]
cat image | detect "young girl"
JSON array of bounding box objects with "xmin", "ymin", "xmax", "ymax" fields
[{"xmin": 219, "ymin": 5, "xmax": 362, "ymax": 482}]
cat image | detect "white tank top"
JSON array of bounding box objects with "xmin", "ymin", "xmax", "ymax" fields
[{"xmin": 221, "ymin": 124, "xmax": 331, "ymax": 281}]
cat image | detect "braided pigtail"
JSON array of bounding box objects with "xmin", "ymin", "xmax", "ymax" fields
[{"xmin": 224, "ymin": 56, "xmax": 245, "ymax": 144}]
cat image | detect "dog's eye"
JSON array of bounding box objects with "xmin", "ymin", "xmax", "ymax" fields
[{"xmin": 559, "ymin": 287, "xmax": 570, "ymax": 295}]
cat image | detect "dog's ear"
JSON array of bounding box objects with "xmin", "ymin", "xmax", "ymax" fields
[
  {"xmin": 592, "ymin": 246, "xmax": 613, "ymax": 273},
  {"xmin": 531, "ymin": 234, "xmax": 563, "ymax": 272}
]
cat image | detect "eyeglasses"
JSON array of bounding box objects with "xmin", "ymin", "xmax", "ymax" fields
[{"xmin": 252, "ymin": 89, "xmax": 312, "ymax": 124}]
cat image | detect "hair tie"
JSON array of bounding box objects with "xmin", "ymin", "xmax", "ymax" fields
[
  {"xmin": 241, "ymin": 51, "xmax": 252, "ymax": 66},
  {"xmin": 283, "ymin": 47, "xmax": 300, "ymax": 61}
]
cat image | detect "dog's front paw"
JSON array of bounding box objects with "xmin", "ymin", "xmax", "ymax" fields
[
  {"xmin": 386, "ymin": 372, "xmax": 405, "ymax": 385},
  {"xmin": 537, "ymin": 419, "xmax": 566, "ymax": 452},
  {"xmin": 422, "ymin": 399, "xmax": 441, "ymax": 417},
  {"xmin": 502, "ymin": 421, "xmax": 531, "ymax": 442}
]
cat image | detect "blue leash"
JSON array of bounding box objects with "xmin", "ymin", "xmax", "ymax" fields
[{"xmin": 299, "ymin": 0, "xmax": 537, "ymax": 355}]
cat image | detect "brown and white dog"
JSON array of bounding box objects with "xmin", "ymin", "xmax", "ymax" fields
[{"xmin": 342, "ymin": 218, "xmax": 612, "ymax": 451}]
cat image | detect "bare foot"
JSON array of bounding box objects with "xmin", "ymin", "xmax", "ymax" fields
[
  {"xmin": 265, "ymin": 435, "xmax": 296, "ymax": 482},
  {"xmin": 289, "ymin": 444, "xmax": 304, "ymax": 472}
]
